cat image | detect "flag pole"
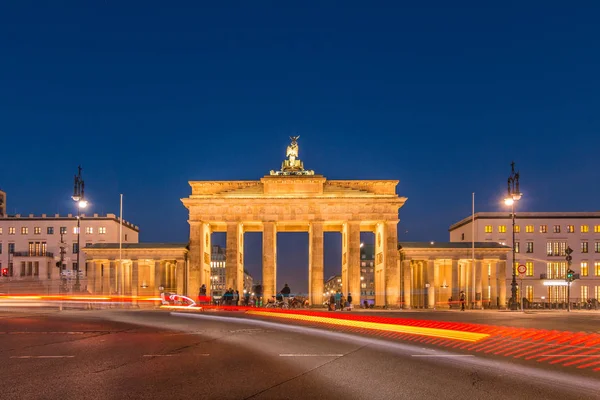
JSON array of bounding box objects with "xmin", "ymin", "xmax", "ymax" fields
[
  {"xmin": 472, "ymin": 192, "xmax": 476, "ymax": 308},
  {"xmin": 119, "ymin": 194, "xmax": 123, "ymax": 299}
]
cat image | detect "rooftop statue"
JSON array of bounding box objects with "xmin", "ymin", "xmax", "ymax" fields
[{"xmin": 270, "ymin": 136, "xmax": 315, "ymax": 176}]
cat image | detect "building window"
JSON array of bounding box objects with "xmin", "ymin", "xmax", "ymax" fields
[
  {"xmin": 72, "ymin": 262, "xmax": 78, "ymax": 271},
  {"xmin": 73, "ymin": 227, "xmax": 79, "ymax": 234},
  {"xmin": 485, "ymin": 225, "xmax": 492, "ymax": 233},
  {"xmin": 582, "ymin": 242, "xmax": 589, "ymax": 253},
  {"xmin": 581, "ymin": 286, "xmax": 589, "ymax": 301},
  {"xmin": 461, "ymin": 233, "xmax": 465, "ymax": 240},
  {"xmin": 547, "ymin": 241, "xmax": 567, "ymax": 256},
  {"xmin": 124, "ymin": 234, "xmax": 128, "ymax": 241},
  {"xmin": 9, "ymin": 227, "xmax": 15, "ymax": 235},
  {"xmin": 99, "ymin": 227, "xmax": 106, "ymax": 234},
  {"xmin": 595, "ymin": 262, "xmax": 600, "ymax": 276},
  {"xmin": 595, "ymin": 225, "xmax": 600, "ymax": 233},
  {"xmin": 581, "ymin": 262, "xmax": 588, "ymax": 277},
  {"xmin": 60, "ymin": 227, "xmax": 67, "ymax": 234},
  {"xmin": 596, "ymin": 242, "xmax": 600, "ymax": 253},
  {"xmin": 515, "ymin": 242, "xmax": 520, "ymax": 253},
  {"xmin": 526, "ymin": 261, "xmax": 534, "ymax": 276},
  {"xmin": 547, "ymin": 262, "xmax": 567, "ymax": 279},
  {"xmin": 525, "ymin": 225, "xmax": 534, "ymax": 233},
  {"xmin": 526, "ymin": 242, "xmax": 533, "ymax": 253},
  {"xmin": 41, "ymin": 242, "xmax": 47, "ymax": 256},
  {"xmin": 514, "ymin": 225, "xmax": 520, "ymax": 233},
  {"xmin": 28, "ymin": 242, "xmax": 34, "ymax": 255},
  {"xmin": 85, "ymin": 227, "xmax": 93, "ymax": 234},
  {"xmin": 0, "ymin": 243, "xmax": 2, "ymax": 254},
  {"xmin": 567, "ymin": 225, "xmax": 574, "ymax": 233},
  {"xmin": 8, "ymin": 243, "xmax": 14, "ymax": 254},
  {"xmin": 73, "ymin": 243, "xmax": 79, "ymax": 254},
  {"xmin": 21, "ymin": 227, "xmax": 28, "ymax": 235},
  {"xmin": 34, "ymin": 227, "xmax": 41, "ymax": 235},
  {"xmin": 581, "ymin": 225, "xmax": 589, "ymax": 233},
  {"xmin": 540, "ymin": 225, "xmax": 547, "ymax": 233},
  {"xmin": 0, "ymin": 227, "xmax": 2, "ymax": 235},
  {"xmin": 596, "ymin": 286, "xmax": 600, "ymax": 301},
  {"xmin": 525, "ymin": 286, "xmax": 533, "ymax": 302},
  {"xmin": 47, "ymin": 227, "xmax": 54, "ymax": 234},
  {"xmin": 498, "ymin": 225, "xmax": 506, "ymax": 233},
  {"xmin": 553, "ymin": 225, "xmax": 560, "ymax": 233}
]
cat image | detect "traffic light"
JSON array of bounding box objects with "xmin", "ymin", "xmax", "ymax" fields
[
  {"xmin": 1, "ymin": 268, "xmax": 8, "ymax": 277},
  {"xmin": 567, "ymin": 269, "xmax": 575, "ymax": 281}
]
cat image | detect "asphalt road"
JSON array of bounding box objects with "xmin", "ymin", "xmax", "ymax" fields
[
  {"xmin": 334, "ymin": 309, "xmax": 600, "ymax": 333},
  {"xmin": 0, "ymin": 309, "xmax": 598, "ymax": 400}
]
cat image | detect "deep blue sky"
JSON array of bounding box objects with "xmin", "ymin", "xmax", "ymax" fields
[{"xmin": 1, "ymin": 2, "xmax": 599, "ymax": 293}]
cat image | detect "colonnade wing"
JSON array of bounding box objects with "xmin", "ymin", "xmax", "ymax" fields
[{"xmin": 398, "ymin": 247, "xmax": 510, "ymax": 309}]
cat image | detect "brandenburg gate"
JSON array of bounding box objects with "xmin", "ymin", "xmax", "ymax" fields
[{"xmin": 182, "ymin": 137, "xmax": 407, "ymax": 306}]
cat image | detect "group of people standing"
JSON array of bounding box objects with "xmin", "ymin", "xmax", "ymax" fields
[{"xmin": 328, "ymin": 290, "xmax": 353, "ymax": 311}]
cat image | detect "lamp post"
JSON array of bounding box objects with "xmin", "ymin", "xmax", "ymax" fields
[
  {"xmin": 504, "ymin": 161, "xmax": 522, "ymax": 311},
  {"xmin": 71, "ymin": 166, "xmax": 87, "ymax": 293}
]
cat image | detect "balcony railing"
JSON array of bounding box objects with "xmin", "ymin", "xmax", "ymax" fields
[{"xmin": 12, "ymin": 251, "xmax": 54, "ymax": 258}]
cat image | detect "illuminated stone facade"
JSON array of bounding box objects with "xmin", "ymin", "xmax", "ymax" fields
[{"xmin": 182, "ymin": 138, "xmax": 407, "ymax": 306}]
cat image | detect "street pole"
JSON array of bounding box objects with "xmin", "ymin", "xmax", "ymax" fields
[
  {"xmin": 71, "ymin": 166, "xmax": 86, "ymax": 293},
  {"xmin": 566, "ymin": 246, "xmax": 574, "ymax": 313},
  {"xmin": 74, "ymin": 207, "xmax": 81, "ymax": 292},
  {"xmin": 511, "ymin": 201, "xmax": 518, "ymax": 310},
  {"xmin": 505, "ymin": 161, "xmax": 522, "ymax": 311}
]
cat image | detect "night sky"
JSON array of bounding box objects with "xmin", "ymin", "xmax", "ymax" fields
[{"xmin": 1, "ymin": 2, "xmax": 599, "ymax": 293}]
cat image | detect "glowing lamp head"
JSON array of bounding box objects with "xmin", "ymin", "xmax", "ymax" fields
[
  {"xmin": 504, "ymin": 198, "xmax": 514, "ymax": 206},
  {"xmin": 78, "ymin": 200, "xmax": 88, "ymax": 209}
]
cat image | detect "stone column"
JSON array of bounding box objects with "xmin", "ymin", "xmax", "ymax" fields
[
  {"xmin": 226, "ymin": 222, "xmax": 244, "ymax": 293},
  {"xmin": 347, "ymin": 221, "xmax": 361, "ymax": 306},
  {"xmin": 109, "ymin": 260, "xmax": 117, "ymax": 294},
  {"xmin": 451, "ymin": 259, "xmax": 459, "ymax": 302},
  {"xmin": 475, "ymin": 260, "xmax": 483, "ymax": 309},
  {"xmin": 427, "ymin": 259, "xmax": 435, "ymax": 309},
  {"xmin": 188, "ymin": 221, "xmax": 211, "ymax": 298},
  {"xmin": 498, "ymin": 260, "xmax": 507, "ymax": 309},
  {"xmin": 131, "ymin": 260, "xmax": 139, "ymax": 298},
  {"xmin": 374, "ymin": 223, "xmax": 384, "ymax": 306},
  {"xmin": 384, "ymin": 221, "xmax": 399, "ymax": 307},
  {"xmin": 402, "ymin": 260, "xmax": 411, "ymax": 309},
  {"xmin": 93, "ymin": 261, "xmax": 102, "ymax": 294},
  {"xmin": 86, "ymin": 261, "xmax": 95, "ymax": 293},
  {"xmin": 154, "ymin": 260, "xmax": 162, "ymax": 295},
  {"xmin": 490, "ymin": 260, "xmax": 498, "ymax": 308},
  {"xmin": 341, "ymin": 223, "xmax": 348, "ymax": 296},
  {"xmin": 308, "ymin": 221, "xmax": 324, "ymax": 306},
  {"xmin": 176, "ymin": 260, "xmax": 185, "ymax": 295},
  {"xmin": 262, "ymin": 222, "xmax": 277, "ymax": 301}
]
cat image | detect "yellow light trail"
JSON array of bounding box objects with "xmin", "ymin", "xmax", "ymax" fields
[{"xmin": 246, "ymin": 311, "xmax": 490, "ymax": 342}]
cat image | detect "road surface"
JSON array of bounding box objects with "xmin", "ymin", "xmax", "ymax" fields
[{"xmin": 0, "ymin": 309, "xmax": 598, "ymax": 400}]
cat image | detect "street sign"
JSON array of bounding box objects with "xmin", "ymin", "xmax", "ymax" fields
[
  {"xmin": 517, "ymin": 264, "xmax": 527, "ymax": 274},
  {"xmin": 566, "ymin": 255, "xmax": 572, "ymax": 262}
]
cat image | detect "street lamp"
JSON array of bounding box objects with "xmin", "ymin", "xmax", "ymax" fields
[
  {"xmin": 71, "ymin": 166, "xmax": 87, "ymax": 293},
  {"xmin": 504, "ymin": 161, "xmax": 522, "ymax": 311}
]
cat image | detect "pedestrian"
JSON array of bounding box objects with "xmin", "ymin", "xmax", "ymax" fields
[
  {"xmin": 347, "ymin": 293, "xmax": 353, "ymax": 311},
  {"xmin": 234, "ymin": 290, "xmax": 240, "ymax": 306},
  {"xmin": 335, "ymin": 290, "xmax": 342, "ymax": 311},
  {"xmin": 459, "ymin": 291, "xmax": 466, "ymax": 311},
  {"xmin": 281, "ymin": 283, "xmax": 291, "ymax": 305},
  {"xmin": 329, "ymin": 293, "xmax": 336, "ymax": 311}
]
